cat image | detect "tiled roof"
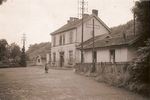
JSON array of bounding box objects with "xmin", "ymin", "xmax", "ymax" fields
[
  {"xmin": 50, "ymin": 14, "xmax": 110, "ymax": 35},
  {"xmin": 77, "ymin": 34, "xmax": 140, "ymax": 49}
]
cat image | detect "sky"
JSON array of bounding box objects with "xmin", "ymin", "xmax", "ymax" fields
[{"xmin": 0, "ymin": 0, "xmax": 136, "ymax": 49}]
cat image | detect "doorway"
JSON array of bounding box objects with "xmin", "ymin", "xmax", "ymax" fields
[{"xmin": 59, "ymin": 52, "xmax": 64, "ymax": 67}]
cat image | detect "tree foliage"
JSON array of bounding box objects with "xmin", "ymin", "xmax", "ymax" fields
[
  {"xmin": 20, "ymin": 46, "xmax": 26, "ymax": 67},
  {"xmin": 0, "ymin": 39, "xmax": 8, "ymax": 61},
  {"xmin": 126, "ymin": 1, "xmax": 150, "ymax": 96},
  {"xmin": 0, "ymin": 39, "xmax": 22, "ymax": 67},
  {"xmin": 111, "ymin": 20, "xmax": 135, "ymax": 36},
  {"xmin": 9, "ymin": 43, "xmax": 21, "ymax": 63},
  {"xmin": 133, "ymin": 0, "xmax": 150, "ymax": 42},
  {"xmin": 0, "ymin": 0, "xmax": 6, "ymax": 5},
  {"xmin": 26, "ymin": 42, "xmax": 51, "ymax": 60}
]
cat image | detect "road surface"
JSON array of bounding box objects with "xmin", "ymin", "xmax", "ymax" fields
[{"xmin": 0, "ymin": 66, "xmax": 148, "ymax": 100}]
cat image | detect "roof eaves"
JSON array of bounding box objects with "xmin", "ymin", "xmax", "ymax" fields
[{"xmin": 50, "ymin": 27, "xmax": 77, "ymax": 35}]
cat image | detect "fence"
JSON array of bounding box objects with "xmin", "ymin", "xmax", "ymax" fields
[{"xmin": 75, "ymin": 62, "xmax": 131, "ymax": 86}]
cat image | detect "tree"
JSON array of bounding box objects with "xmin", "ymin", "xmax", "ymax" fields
[
  {"xmin": 0, "ymin": 39, "xmax": 8, "ymax": 61},
  {"xmin": 128, "ymin": 1, "xmax": 150, "ymax": 96},
  {"xmin": 0, "ymin": 0, "xmax": 6, "ymax": 5},
  {"xmin": 133, "ymin": 0, "xmax": 150, "ymax": 42},
  {"xmin": 20, "ymin": 46, "xmax": 26, "ymax": 67},
  {"xmin": 9, "ymin": 43, "xmax": 21, "ymax": 63}
]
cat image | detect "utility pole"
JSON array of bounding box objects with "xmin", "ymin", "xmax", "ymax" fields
[
  {"xmin": 134, "ymin": 10, "xmax": 136, "ymax": 36},
  {"xmin": 78, "ymin": 0, "xmax": 88, "ymax": 63},
  {"xmin": 91, "ymin": 19, "xmax": 95, "ymax": 72},
  {"xmin": 81, "ymin": 0, "xmax": 84, "ymax": 63},
  {"xmin": 133, "ymin": 0, "xmax": 136, "ymax": 36},
  {"xmin": 20, "ymin": 33, "xmax": 27, "ymax": 67}
]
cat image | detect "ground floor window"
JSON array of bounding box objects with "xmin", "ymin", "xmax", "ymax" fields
[
  {"xmin": 59, "ymin": 52, "xmax": 64, "ymax": 67},
  {"xmin": 110, "ymin": 49, "xmax": 115, "ymax": 63},
  {"xmin": 38, "ymin": 59, "xmax": 40, "ymax": 63},
  {"xmin": 68, "ymin": 50, "xmax": 73, "ymax": 65},
  {"xmin": 53, "ymin": 52, "xmax": 56, "ymax": 62}
]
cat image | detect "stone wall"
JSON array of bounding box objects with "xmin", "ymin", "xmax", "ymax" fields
[{"xmin": 75, "ymin": 62, "xmax": 130, "ymax": 86}]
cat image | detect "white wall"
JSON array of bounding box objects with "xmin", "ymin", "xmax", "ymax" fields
[
  {"xmin": 115, "ymin": 47, "xmax": 128, "ymax": 62},
  {"xmin": 84, "ymin": 50, "xmax": 92, "ymax": 63},
  {"xmin": 76, "ymin": 17, "xmax": 110, "ymax": 43},
  {"xmin": 51, "ymin": 15, "xmax": 110, "ymax": 66},
  {"xmin": 84, "ymin": 47, "xmax": 136, "ymax": 63},
  {"xmin": 51, "ymin": 43, "xmax": 76, "ymax": 66},
  {"xmin": 97, "ymin": 49, "xmax": 110, "ymax": 62},
  {"xmin": 51, "ymin": 29, "xmax": 77, "ymax": 47}
]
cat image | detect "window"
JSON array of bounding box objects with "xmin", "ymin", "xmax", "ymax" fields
[
  {"xmin": 53, "ymin": 36, "xmax": 56, "ymax": 47},
  {"xmin": 110, "ymin": 50, "xmax": 115, "ymax": 63},
  {"xmin": 59, "ymin": 35, "xmax": 63, "ymax": 45},
  {"xmin": 69, "ymin": 31, "xmax": 73, "ymax": 43},
  {"xmin": 69, "ymin": 50, "xmax": 73, "ymax": 65},
  {"xmin": 63, "ymin": 34, "xmax": 65, "ymax": 45},
  {"xmin": 53, "ymin": 52, "xmax": 56, "ymax": 62},
  {"xmin": 38, "ymin": 59, "xmax": 40, "ymax": 63}
]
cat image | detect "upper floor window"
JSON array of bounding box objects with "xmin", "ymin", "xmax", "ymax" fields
[
  {"xmin": 59, "ymin": 35, "xmax": 63, "ymax": 45},
  {"xmin": 69, "ymin": 31, "xmax": 73, "ymax": 43},
  {"xmin": 68, "ymin": 50, "xmax": 73, "ymax": 65},
  {"xmin": 53, "ymin": 36, "xmax": 56, "ymax": 47},
  {"xmin": 63, "ymin": 34, "xmax": 65, "ymax": 45},
  {"xmin": 53, "ymin": 52, "xmax": 56, "ymax": 62}
]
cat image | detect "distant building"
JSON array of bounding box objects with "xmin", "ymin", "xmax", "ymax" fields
[
  {"xmin": 31, "ymin": 53, "xmax": 51, "ymax": 66},
  {"xmin": 35, "ymin": 55, "xmax": 44, "ymax": 66},
  {"xmin": 50, "ymin": 9, "xmax": 110, "ymax": 67}
]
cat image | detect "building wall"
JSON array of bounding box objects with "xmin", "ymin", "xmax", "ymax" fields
[
  {"xmin": 51, "ymin": 16, "xmax": 110, "ymax": 67},
  {"xmin": 46, "ymin": 53, "xmax": 51, "ymax": 64},
  {"xmin": 76, "ymin": 17, "xmax": 110, "ymax": 43},
  {"xmin": 115, "ymin": 47, "xmax": 128, "ymax": 62},
  {"xmin": 51, "ymin": 29, "xmax": 77, "ymax": 47},
  {"xmin": 51, "ymin": 43, "xmax": 77, "ymax": 67},
  {"xmin": 83, "ymin": 47, "xmax": 136, "ymax": 63}
]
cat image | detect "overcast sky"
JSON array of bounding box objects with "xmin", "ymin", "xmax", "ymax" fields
[{"xmin": 0, "ymin": 0, "xmax": 136, "ymax": 49}]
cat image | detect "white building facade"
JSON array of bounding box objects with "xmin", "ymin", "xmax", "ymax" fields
[
  {"xmin": 80, "ymin": 35, "xmax": 139, "ymax": 63},
  {"xmin": 50, "ymin": 10, "xmax": 110, "ymax": 67}
]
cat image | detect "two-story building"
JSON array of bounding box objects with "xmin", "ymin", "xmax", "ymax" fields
[{"xmin": 50, "ymin": 9, "xmax": 111, "ymax": 67}]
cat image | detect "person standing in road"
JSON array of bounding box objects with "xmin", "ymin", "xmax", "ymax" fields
[{"xmin": 45, "ymin": 63, "xmax": 49, "ymax": 73}]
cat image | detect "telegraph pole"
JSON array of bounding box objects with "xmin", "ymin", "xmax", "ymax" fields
[
  {"xmin": 78, "ymin": 0, "xmax": 88, "ymax": 63},
  {"xmin": 91, "ymin": 19, "xmax": 96, "ymax": 72},
  {"xmin": 20, "ymin": 33, "xmax": 27, "ymax": 67},
  {"xmin": 81, "ymin": 0, "xmax": 84, "ymax": 63},
  {"xmin": 22, "ymin": 33, "xmax": 26, "ymax": 49},
  {"xmin": 133, "ymin": 0, "xmax": 136, "ymax": 36}
]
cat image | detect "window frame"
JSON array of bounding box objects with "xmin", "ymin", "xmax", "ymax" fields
[{"xmin": 110, "ymin": 49, "xmax": 115, "ymax": 63}]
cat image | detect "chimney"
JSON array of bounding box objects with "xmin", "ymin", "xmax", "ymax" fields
[
  {"xmin": 83, "ymin": 14, "xmax": 89, "ymax": 18},
  {"xmin": 92, "ymin": 9, "xmax": 98, "ymax": 16},
  {"xmin": 67, "ymin": 17, "xmax": 79, "ymax": 23}
]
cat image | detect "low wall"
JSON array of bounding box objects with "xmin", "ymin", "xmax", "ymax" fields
[{"xmin": 75, "ymin": 62, "xmax": 130, "ymax": 86}]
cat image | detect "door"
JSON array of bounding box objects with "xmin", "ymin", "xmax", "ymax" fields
[{"xmin": 59, "ymin": 52, "xmax": 64, "ymax": 67}]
